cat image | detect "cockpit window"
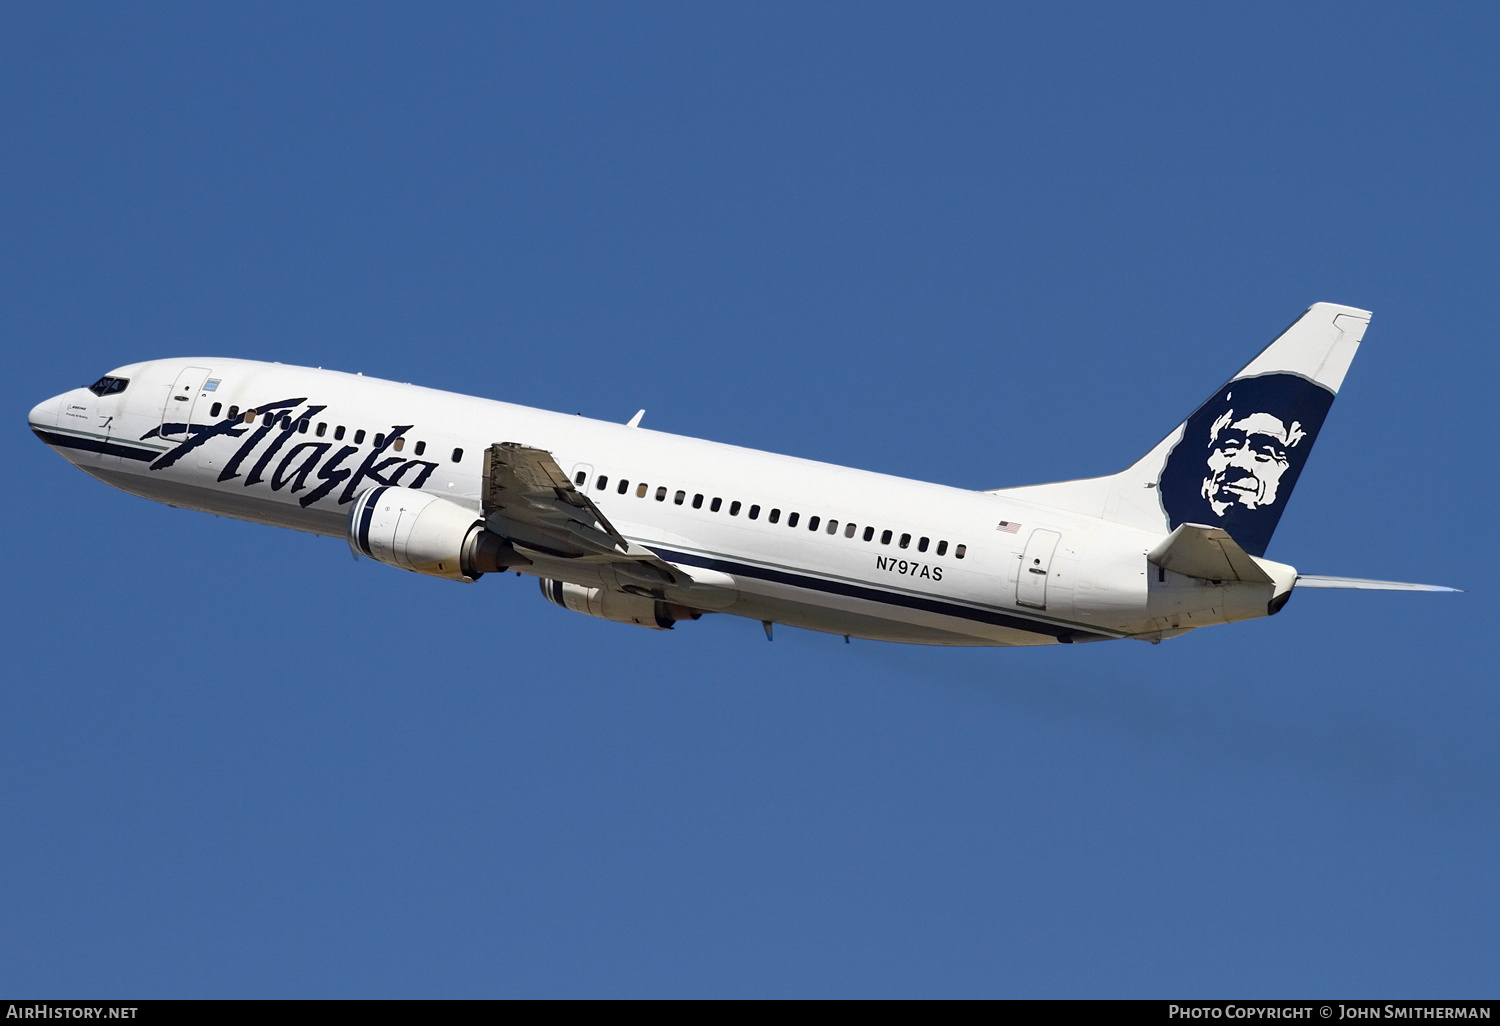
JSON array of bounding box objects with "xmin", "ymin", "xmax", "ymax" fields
[{"xmin": 87, "ymin": 376, "xmax": 128, "ymax": 398}]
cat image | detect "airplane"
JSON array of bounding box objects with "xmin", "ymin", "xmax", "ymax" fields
[{"xmin": 27, "ymin": 302, "xmax": 1456, "ymax": 647}]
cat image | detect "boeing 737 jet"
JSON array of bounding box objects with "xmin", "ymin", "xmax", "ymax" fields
[{"xmin": 28, "ymin": 303, "xmax": 1455, "ymax": 646}]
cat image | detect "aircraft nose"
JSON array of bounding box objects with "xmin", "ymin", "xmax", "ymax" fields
[{"xmin": 29, "ymin": 394, "xmax": 63, "ymax": 433}]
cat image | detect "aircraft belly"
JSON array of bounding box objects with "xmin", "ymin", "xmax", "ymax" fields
[
  {"xmin": 82, "ymin": 465, "xmax": 346, "ymax": 537},
  {"xmin": 737, "ymin": 579, "xmax": 1075, "ymax": 646},
  {"xmin": 728, "ymin": 591, "xmax": 1025, "ymax": 646}
]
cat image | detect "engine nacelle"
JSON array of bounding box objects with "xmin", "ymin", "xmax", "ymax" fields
[
  {"xmin": 539, "ymin": 578, "xmax": 700, "ymax": 630},
  {"xmin": 348, "ymin": 485, "xmax": 525, "ymax": 582}
]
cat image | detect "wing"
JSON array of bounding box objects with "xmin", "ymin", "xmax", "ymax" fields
[
  {"xmin": 480, "ymin": 442, "xmax": 687, "ymax": 586},
  {"xmin": 1295, "ymin": 575, "xmax": 1461, "ymax": 593}
]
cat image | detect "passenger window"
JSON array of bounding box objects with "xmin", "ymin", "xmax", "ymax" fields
[
  {"xmin": 210, "ymin": 402, "xmax": 222, "ymax": 418},
  {"xmin": 710, "ymin": 497, "xmax": 722, "ymax": 512},
  {"xmin": 748, "ymin": 505, "xmax": 760, "ymax": 519},
  {"xmin": 936, "ymin": 540, "xmax": 948, "ymax": 556},
  {"xmin": 636, "ymin": 483, "xmax": 648, "ymax": 498},
  {"xmin": 729, "ymin": 501, "xmax": 741, "ymax": 516},
  {"xmin": 300, "ymin": 419, "xmax": 311, "ymax": 434},
  {"xmin": 316, "ymin": 422, "xmax": 327, "ymax": 437},
  {"xmin": 597, "ymin": 475, "xmax": 608, "ymax": 490},
  {"xmin": 618, "ymin": 479, "xmax": 630, "ymax": 495},
  {"xmin": 788, "ymin": 512, "xmax": 800, "ymax": 527},
  {"xmin": 450, "ymin": 446, "xmax": 461, "ymax": 461},
  {"xmin": 228, "ymin": 406, "xmax": 239, "ymax": 420},
  {"xmin": 769, "ymin": 508, "xmax": 780, "ymax": 523},
  {"xmin": 245, "ymin": 410, "xmax": 256, "ymax": 423},
  {"xmin": 955, "ymin": 544, "xmax": 967, "ymax": 559},
  {"xmin": 374, "ymin": 432, "xmax": 385, "ymax": 447},
  {"xmin": 575, "ymin": 471, "xmax": 587, "ymax": 485},
  {"xmin": 415, "ymin": 441, "xmax": 426, "ymax": 456},
  {"xmin": 281, "ymin": 417, "xmax": 292, "ymax": 430},
  {"xmin": 656, "ymin": 487, "xmax": 667, "ymax": 502},
  {"xmin": 844, "ymin": 523, "xmax": 856, "ymax": 538},
  {"xmin": 335, "ymin": 426, "xmax": 345, "ymax": 440},
  {"xmin": 918, "ymin": 537, "xmax": 929, "ymax": 552},
  {"xmin": 899, "ymin": 533, "xmax": 911, "ymax": 549},
  {"xmin": 863, "ymin": 526, "xmax": 874, "ymax": 542},
  {"xmin": 392, "ymin": 436, "xmax": 404, "ymax": 451},
  {"xmin": 826, "ymin": 519, "xmax": 838, "ymax": 535},
  {"xmin": 807, "ymin": 516, "xmax": 820, "ymax": 532},
  {"xmin": 693, "ymin": 494, "xmax": 704, "ymax": 509},
  {"xmin": 881, "ymin": 530, "xmax": 892, "ymax": 545},
  {"xmin": 674, "ymin": 490, "xmax": 685, "ymax": 505},
  {"xmin": 356, "ymin": 430, "xmax": 367, "ymax": 444}
]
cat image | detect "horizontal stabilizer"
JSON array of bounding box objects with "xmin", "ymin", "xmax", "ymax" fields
[
  {"xmin": 1295, "ymin": 575, "xmax": 1461, "ymax": 593},
  {"xmin": 1147, "ymin": 523, "xmax": 1274, "ymax": 584}
]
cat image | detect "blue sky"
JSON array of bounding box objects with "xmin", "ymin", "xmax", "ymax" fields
[{"xmin": 2, "ymin": 3, "xmax": 1495, "ymax": 997}]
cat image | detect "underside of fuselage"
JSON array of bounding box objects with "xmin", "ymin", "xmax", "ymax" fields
[
  {"xmin": 79, "ymin": 462, "xmax": 347, "ymax": 538},
  {"xmin": 719, "ymin": 589, "xmax": 1078, "ymax": 647}
]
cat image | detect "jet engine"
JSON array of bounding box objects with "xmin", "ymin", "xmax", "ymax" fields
[
  {"xmin": 539, "ymin": 578, "xmax": 701, "ymax": 631},
  {"xmin": 347, "ymin": 485, "xmax": 525, "ymax": 582}
]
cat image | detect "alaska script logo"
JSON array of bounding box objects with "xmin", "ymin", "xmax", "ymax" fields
[
  {"xmin": 1157, "ymin": 372, "xmax": 1334, "ymax": 558},
  {"xmin": 141, "ymin": 397, "xmax": 439, "ymax": 508}
]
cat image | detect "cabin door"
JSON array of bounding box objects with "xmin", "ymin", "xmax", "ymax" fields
[
  {"xmin": 160, "ymin": 366, "xmax": 213, "ymax": 440},
  {"xmin": 1016, "ymin": 529, "xmax": 1061, "ymax": 610}
]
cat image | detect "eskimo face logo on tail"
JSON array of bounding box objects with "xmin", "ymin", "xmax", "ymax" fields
[
  {"xmin": 1158, "ymin": 372, "xmax": 1334, "ymax": 558},
  {"xmin": 1202, "ymin": 409, "xmax": 1305, "ymax": 515}
]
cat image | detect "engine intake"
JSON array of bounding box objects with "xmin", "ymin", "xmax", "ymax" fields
[{"xmin": 347, "ymin": 485, "xmax": 526, "ymax": 582}]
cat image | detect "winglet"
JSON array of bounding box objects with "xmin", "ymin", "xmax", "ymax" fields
[{"xmin": 626, "ymin": 409, "xmax": 645, "ymax": 428}]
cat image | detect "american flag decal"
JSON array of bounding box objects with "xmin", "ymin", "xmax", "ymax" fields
[{"xmin": 997, "ymin": 521, "xmax": 1020, "ymax": 534}]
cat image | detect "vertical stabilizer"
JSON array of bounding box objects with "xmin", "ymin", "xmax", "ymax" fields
[{"xmin": 989, "ymin": 302, "xmax": 1371, "ymax": 557}]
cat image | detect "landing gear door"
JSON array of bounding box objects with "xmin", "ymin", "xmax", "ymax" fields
[
  {"xmin": 160, "ymin": 366, "xmax": 213, "ymax": 441},
  {"xmin": 1016, "ymin": 529, "xmax": 1061, "ymax": 610}
]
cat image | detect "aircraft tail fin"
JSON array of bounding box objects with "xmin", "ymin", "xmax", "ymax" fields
[{"xmin": 989, "ymin": 302, "xmax": 1372, "ymax": 557}]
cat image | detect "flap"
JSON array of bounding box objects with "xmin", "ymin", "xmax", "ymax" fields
[{"xmin": 1147, "ymin": 523, "xmax": 1275, "ymax": 585}]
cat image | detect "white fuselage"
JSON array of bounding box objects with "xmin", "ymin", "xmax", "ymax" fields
[{"xmin": 30, "ymin": 357, "xmax": 1294, "ymax": 646}]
